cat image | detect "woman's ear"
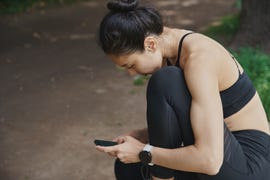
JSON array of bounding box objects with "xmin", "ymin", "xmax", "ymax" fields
[{"xmin": 144, "ymin": 36, "xmax": 157, "ymax": 53}]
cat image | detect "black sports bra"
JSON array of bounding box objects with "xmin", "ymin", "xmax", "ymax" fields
[{"xmin": 168, "ymin": 32, "xmax": 256, "ymax": 119}]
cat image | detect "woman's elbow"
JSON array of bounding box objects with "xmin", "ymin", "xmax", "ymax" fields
[{"xmin": 204, "ymin": 154, "xmax": 223, "ymax": 175}]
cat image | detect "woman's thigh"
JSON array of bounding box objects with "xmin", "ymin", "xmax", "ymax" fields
[{"xmin": 198, "ymin": 128, "xmax": 270, "ymax": 180}]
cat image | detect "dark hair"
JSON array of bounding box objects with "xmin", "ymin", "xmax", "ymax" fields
[{"xmin": 98, "ymin": 0, "xmax": 163, "ymax": 55}]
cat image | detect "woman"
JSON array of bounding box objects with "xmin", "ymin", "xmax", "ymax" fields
[{"xmin": 95, "ymin": 0, "xmax": 270, "ymax": 180}]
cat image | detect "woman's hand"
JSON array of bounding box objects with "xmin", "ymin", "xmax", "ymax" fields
[{"xmin": 96, "ymin": 136, "xmax": 145, "ymax": 164}]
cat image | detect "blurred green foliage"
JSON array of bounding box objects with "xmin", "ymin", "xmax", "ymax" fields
[
  {"xmin": 133, "ymin": 75, "xmax": 149, "ymax": 86},
  {"xmin": 0, "ymin": 0, "xmax": 36, "ymax": 13},
  {"xmin": 204, "ymin": 14, "xmax": 240, "ymax": 45},
  {"xmin": 235, "ymin": 0, "xmax": 242, "ymax": 10}
]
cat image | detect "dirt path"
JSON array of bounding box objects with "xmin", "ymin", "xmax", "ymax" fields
[{"xmin": 0, "ymin": 0, "xmax": 236, "ymax": 179}]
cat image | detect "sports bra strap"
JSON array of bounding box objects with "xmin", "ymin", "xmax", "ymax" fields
[
  {"xmin": 232, "ymin": 55, "xmax": 241, "ymax": 76},
  {"xmin": 175, "ymin": 32, "xmax": 194, "ymax": 67},
  {"xmin": 226, "ymin": 50, "xmax": 241, "ymax": 76}
]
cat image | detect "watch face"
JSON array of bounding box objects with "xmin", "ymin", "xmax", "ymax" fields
[{"xmin": 139, "ymin": 151, "xmax": 152, "ymax": 164}]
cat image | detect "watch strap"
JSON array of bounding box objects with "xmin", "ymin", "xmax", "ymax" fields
[
  {"xmin": 143, "ymin": 144, "xmax": 153, "ymax": 152},
  {"xmin": 143, "ymin": 144, "xmax": 154, "ymax": 166}
]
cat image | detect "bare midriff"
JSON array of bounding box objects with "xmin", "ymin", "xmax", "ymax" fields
[{"xmin": 224, "ymin": 93, "xmax": 270, "ymax": 135}]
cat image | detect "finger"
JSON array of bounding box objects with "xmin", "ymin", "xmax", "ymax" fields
[
  {"xmin": 95, "ymin": 145, "xmax": 112, "ymax": 153},
  {"xmin": 96, "ymin": 145, "xmax": 119, "ymax": 153},
  {"xmin": 118, "ymin": 156, "xmax": 130, "ymax": 164},
  {"xmin": 95, "ymin": 145, "xmax": 106, "ymax": 152},
  {"xmin": 125, "ymin": 136, "xmax": 132, "ymax": 140},
  {"xmin": 112, "ymin": 137, "xmax": 119, "ymax": 142},
  {"xmin": 120, "ymin": 136, "xmax": 129, "ymax": 142},
  {"xmin": 117, "ymin": 153, "xmax": 124, "ymax": 161},
  {"xmin": 113, "ymin": 136, "xmax": 124, "ymax": 143},
  {"xmin": 125, "ymin": 135, "xmax": 135, "ymax": 142},
  {"xmin": 115, "ymin": 136, "xmax": 126, "ymax": 144},
  {"xmin": 108, "ymin": 151, "xmax": 117, "ymax": 157}
]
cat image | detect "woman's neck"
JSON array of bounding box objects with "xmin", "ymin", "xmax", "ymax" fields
[{"xmin": 160, "ymin": 27, "xmax": 190, "ymax": 66}]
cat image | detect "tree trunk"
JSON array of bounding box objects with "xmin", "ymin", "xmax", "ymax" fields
[{"xmin": 230, "ymin": 0, "xmax": 270, "ymax": 52}]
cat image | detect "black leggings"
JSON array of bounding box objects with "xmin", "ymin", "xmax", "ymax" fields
[{"xmin": 115, "ymin": 66, "xmax": 270, "ymax": 180}]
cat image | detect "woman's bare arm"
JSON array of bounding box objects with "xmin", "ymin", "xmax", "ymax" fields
[{"xmin": 150, "ymin": 53, "xmax": 224, "ymax": 175}]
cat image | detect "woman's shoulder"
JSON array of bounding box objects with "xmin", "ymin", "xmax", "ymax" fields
[
  {"xmin": 187, "ymin": 33, "xmax": 222, "ymax": 51},
  {"xmin": 182, "ymin": 35, "xmax": 225, "ymax": 83},
  {"xmin": 184, "ymin": 32, "xmax": 228, "ymax": 66}
]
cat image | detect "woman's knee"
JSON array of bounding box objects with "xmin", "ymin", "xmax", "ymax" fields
[
  {"xmin": 147, "ymin": 66, "xmax": 190, "ymax": 106},
  {"xmin": 147, "ymin": 66, "xmax": 185, "ymax": 94}
]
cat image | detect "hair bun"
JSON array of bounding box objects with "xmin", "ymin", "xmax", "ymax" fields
[{"xmin": 107, "ymin": 0, "xmax": 139, "ymax": 12}]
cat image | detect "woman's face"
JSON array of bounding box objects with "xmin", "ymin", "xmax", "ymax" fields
[{"xmin": 109, "ymin": 49, "xmax": 163, "ymax": 76}]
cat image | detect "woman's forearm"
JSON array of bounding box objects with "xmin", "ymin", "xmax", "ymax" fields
[{"xmin": 151, "ymin": 145, "xmax": 222, "ymax": 175}]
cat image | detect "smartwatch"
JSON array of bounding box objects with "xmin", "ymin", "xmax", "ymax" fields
[{"xmin": 139, "ymin": 144, "xmax": 154, "ymax": 166}]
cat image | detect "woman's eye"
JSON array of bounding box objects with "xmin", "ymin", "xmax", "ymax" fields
[{"xmin": 127, "ymin": 65, "xmax": 134, "ymax": 69}]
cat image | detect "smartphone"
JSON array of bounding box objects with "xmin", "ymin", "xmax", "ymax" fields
[{"xmin": 94, "ymin": 139, "xmax": 118, "ymax": 147}]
